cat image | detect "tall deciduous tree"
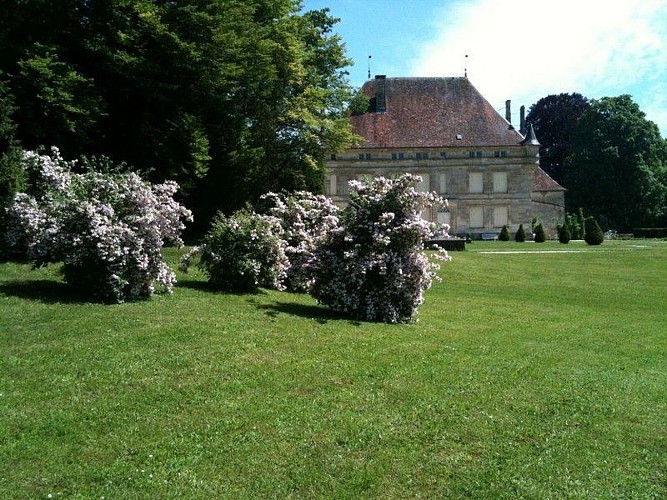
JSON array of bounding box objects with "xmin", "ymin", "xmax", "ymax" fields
[
  {"xmin": 525, "ymin": 93, "xmax": 590, "ymax": 186},
  {"xmin": 565, "ymin": 95, "xmax": 667, "ymax": 231},
  {"xmin": 0, "ymin": 0, "xmax": 357, "ymax": 229}
]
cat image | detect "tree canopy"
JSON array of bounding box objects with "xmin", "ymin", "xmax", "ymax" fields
[
  {"xmin": 525, "ymin": 93, "xmax": 590, "ymax": 186},
  {"xmin": 565, "ymin": 95, "xmax": 667, "ymax": 231},
  {"xmin": 0, "ymin": 0, "xmax": 357, "ymax": 229}
]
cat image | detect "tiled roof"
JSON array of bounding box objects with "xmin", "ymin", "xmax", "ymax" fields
[
  {"xmin": 533, "ymin": 167, "xmax": 566, "ymax": 192},
  {"xmin": 351, "ymin": 77, "xmax": 525, "ymax": 148}
]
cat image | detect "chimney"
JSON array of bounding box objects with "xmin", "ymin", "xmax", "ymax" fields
[
  {"xmin": 505, "ymin": 100, "xmax": 511, "ymax": 124},
  {"xmin": 520, "ymin": 105, "xmax": 526, "ymax": 135},
  {"xmin": 375, "ymin": 75, "xmax": 387, "ymax": 113}
]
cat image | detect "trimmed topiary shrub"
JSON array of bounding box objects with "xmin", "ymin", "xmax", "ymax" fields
[
  {"xmin": 515, "ymin": 223, "xmax": 526, "ymax": 242},
  {"xmin": 584, "ymin": 217, "xmax": 604, "ymax": 245},
  {"xmin": 498, "ymin": 224, "xmax": 510, "ymax": 241},
  {"xmin": 534, "ymin": 223, "xmax": 546, "ymax": 243},
  {"xmin": 181, "ymin": 208, "xmax": 288, "ymax": 293},
  {"xmin": 557, "ymin": 222, "xmax": 571, "ymax": 244}
]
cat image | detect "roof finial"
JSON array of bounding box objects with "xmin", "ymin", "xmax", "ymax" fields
[
  {"xmin": 464, "ymin": 54, "xmax": 468, "ymax": 78},
  {"xmin": 368, "ymin": 55, "xmax": 372, "ymax": 80}
]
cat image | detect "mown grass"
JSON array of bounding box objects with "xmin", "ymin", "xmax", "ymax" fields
[{"xmin": 1, "ymin": 240, "xmax": 665, "ymax": 498}]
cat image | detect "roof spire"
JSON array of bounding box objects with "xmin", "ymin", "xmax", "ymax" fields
[
  {"xmin": 521, "ymin": 124, "xmax": 540, "ymax": 145},
  {"xmin": 464, "ymin": 54, "xmax": 468, "ymax": 78}
]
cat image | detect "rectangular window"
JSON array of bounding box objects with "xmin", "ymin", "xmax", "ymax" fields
[
  {"xmin": 439, "ymin": 173, "xmax": 447, "ymax": 194},
  {"xmin": 328, "ymin": 174, "xmax": 337, "ymax": 195},
  {"xmin": 391, "ymin": 153, "xmax": 397, "ymax": 160},
  {"xmin": 365, "ymin": 153, "xmax": 371, "ymax": 160},
  {"xmin": 493, "ymin": 172, "xmax": 508, "ymax": 193},
  {"xmin": 398, "ymin": 153, "xmax": 405, "ymax": 160},
  {"xmin": 437, "ymin": 210, "xmax": 451, "ymax": 227},
  {"xmin": 358, "ymin": 153, "xmax": 365, "ymax": 160},
  {"xmin": 330, "ymin": 154, "xmax": 337, "ymax": 161},
  {"xmin": 440, "ymin": 152, "xmax": 447, "ymax": 159},
  {"xmin": 493, "ymin": 206, "xmax": 508, "ymax": 227},
  {"xmin": 476, "ymin": 151, "xmax": 483, "ymax": 158},
  {"xmin": 470, "ymin": 206, "xmax": 484, "ymax": 228},
  {"xmin": 501, "ymin": 151, "xmax": 507, "ymax": 158},
  {"xmin": 416, "ymin": 174, "xmax": 430, "ymax": 192},
  {"xmin": 469, "ymin": 151, "xmax": 475, "ymax": 158},
  {"xmin": 494, "ymin": 151, "xmax": 500, "ymax": 158},
  {"xmin": 469, "ymin": 172, "xmax": 483, "ymax": 193}
]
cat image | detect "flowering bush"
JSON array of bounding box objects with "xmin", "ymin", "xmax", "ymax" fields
[
  {"xmin": 260, "ymin": 191, "xmax": 340, "ymax": 292},
  {"xmin": 5, "ymin": 147, "xmax": 192, "ymax": 302},
  {"xmin": 309, "ymin": 174, "xmax": 450, "ymax": 323},
  {"xmin": 181, "ymin": 208, "xmax": 288, "ymax": 292}
]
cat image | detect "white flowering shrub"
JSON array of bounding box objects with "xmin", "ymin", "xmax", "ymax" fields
[
  {"xmin": 5, "ymin": 147, "xmax": 192, "ymax": 302},
  {"xmin": 181, "ymin": 208, "xmax": 288, "ymax": 293},
  {"xmin": 260, "ymin": 191, "xmax": 340, "ymax": 293},
  {"xmin": 310, "ymin": 174, "xmax": 450, "ymax": 323}
]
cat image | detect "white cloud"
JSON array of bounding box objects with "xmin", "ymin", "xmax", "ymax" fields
[{"xmin": 410, "ymin": 0, "xmax": 667, "ymax": 134}]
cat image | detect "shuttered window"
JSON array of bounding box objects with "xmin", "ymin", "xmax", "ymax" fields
[
  {"xmin": 469, "ymin": 172, "xmax": 483, "ymax": 193},
  {"xmin": 470, "ymin": 206, "xmax": 484, "ymax": 228}
]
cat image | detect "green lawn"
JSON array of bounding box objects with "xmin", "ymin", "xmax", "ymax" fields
[{"xmin": 1, "ymin": 240, "xmax": 666, "ymax": 498}]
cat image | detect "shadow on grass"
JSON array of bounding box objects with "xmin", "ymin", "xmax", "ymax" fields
[
  {"xmin": 177, "ymin": 279, "xmax": 267, "ymax": 296},
  {"xmin": 0, "ymin": 279, "xmax": 97, "ymax": 304},
  {"xmin": 255, "ymin": 300, "xmax": 361, "ymax": 325}
]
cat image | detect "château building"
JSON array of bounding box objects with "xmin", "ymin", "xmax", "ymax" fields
[{"xmin": 325, "ymin": 76, "xmax": 565, "ymax": 238}]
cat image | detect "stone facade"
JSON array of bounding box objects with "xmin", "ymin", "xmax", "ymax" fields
[{"xmin": 325, "ymin": 76, "xmax": 565, "ymax": 238}]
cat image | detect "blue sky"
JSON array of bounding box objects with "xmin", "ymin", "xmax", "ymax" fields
[{"xmin": 302, "ymin": 0, "xmax": 667, "ymax": 137}]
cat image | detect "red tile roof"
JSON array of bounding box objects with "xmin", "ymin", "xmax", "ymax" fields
[
  {"xmin": 533, "ymin": 167, "xmax": 566, "ymax": 192},
  {"xmin": 352, "ymin": 77, "xmax": 525, "ymax": 148}
]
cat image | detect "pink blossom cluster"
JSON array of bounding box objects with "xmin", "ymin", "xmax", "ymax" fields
[
  {"xmin": 260, "ymin": 191, "xmax": 340, "ymax": 293},
  {"xmin": 310, "ymin": 174, "xmax": 450, "ymax": 323},
  {"xmin": 5, "ymin": 147, "xmax": 192, "ymax": 302}
]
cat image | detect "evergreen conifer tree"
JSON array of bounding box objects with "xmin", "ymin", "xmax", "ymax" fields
[
  {"xmin": 557, "ymin": 222, "xmax": 571, "ymax": 244},
  {"xmin": 584, "ymin": 217, "xmax": 604, "ymax": 245},
  {"xmin": 515, "ymin": 224, "xmax": 526, "ymax": 242}
]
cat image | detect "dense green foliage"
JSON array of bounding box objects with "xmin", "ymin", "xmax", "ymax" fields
[
  {"xmin": 0, "ymin": 80, "xmax": 25, "ymax": 257},
  {"xmin": 498, "ymin": 224, "xmax": 510, "ymax": 241},
  {"xmin": 0, "ymin": 0, "xmax": 357, "ymax": 229},
  {"xmin": 528, "ymin": 92, "xmax": 667, "ymax": 232},
  {"xmin": 2, "ymin": 241, "xmax": 666, "ymax": 497},
  {"xmin": 533, "ymin": 222, "xmax": 546, "ymax": 243},
  {"xmin": 182, "ymin": 208, "xmax": 288, "ymax": 293},
  {"xmin": 526, "ymin": 93, "xmax": 590, "ymax": 186},
  {"xmin": 584, "ymin": 217, "xmax": 604, "ymax": 245},
  {"xmin": 564, "ymin": 211, "xmax": 584, "ymax": 240},
  {"xmin": 515, "ymin": 223, "xmax": 526, "ymax": 242},
  {"xmin": 565, "ymin": 95, "xmax": 667, "ymax": 231}
]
